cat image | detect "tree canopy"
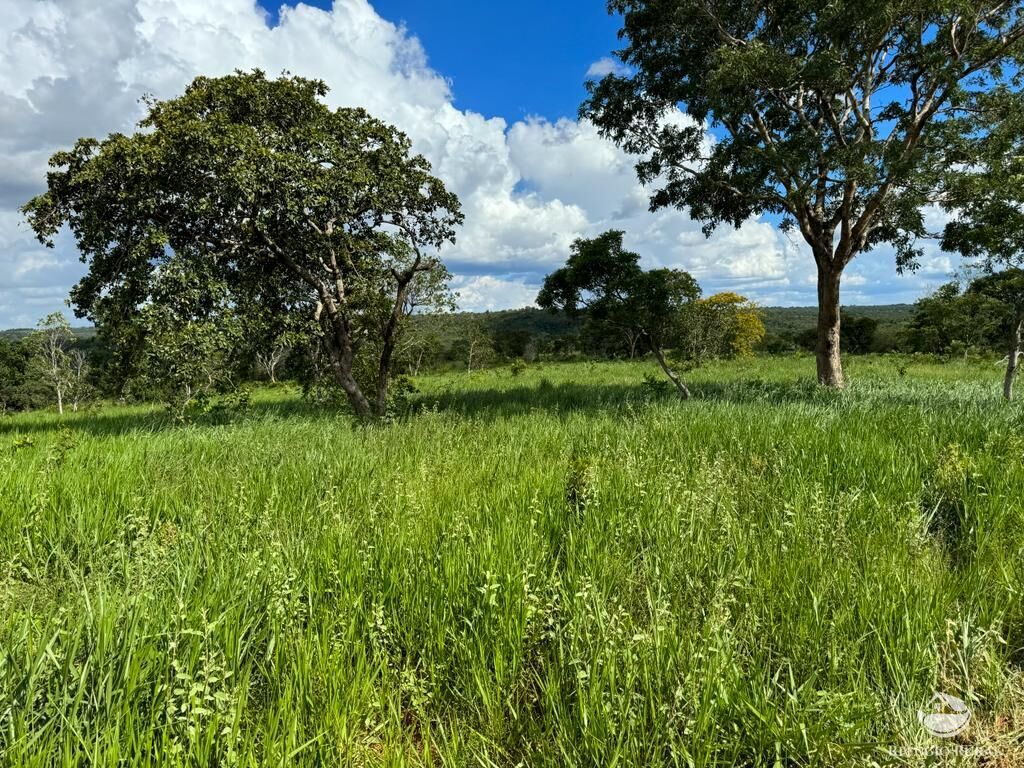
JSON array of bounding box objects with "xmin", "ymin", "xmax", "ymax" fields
[
  {"xmin": 584, "ymin": 0, "xmax": 1024, "ymax": 387},
  {"xmin": 679, "ymin": 292, "xmax": 766, "ymax": 362},
  {"xmin": 941, "ymin": 88, "xmax": 1024, "ymax": 272},
  {"xmin": 969, "ymin": 269, "xmax": 1024, "ymax": 399},
  {"xmin": 538, "ymin": 230, "xmax": 701, "ymax": 397},
  {"xmin": 23, "ymin": 70, "xmax": 463, "ymax": 419}
]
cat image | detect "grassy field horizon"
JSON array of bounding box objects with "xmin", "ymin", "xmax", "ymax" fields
[{"xmin": 2, "ymin": 356, "xmax": 1022, "ymax": 766}]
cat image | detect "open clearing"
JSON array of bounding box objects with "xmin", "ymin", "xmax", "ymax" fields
[{"xmin": 1, "ymin": 357, "xmax": 1022, "ymax": 765}]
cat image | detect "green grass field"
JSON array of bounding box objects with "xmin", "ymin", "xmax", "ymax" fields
[{"xmin": 1, "ymin": 355, "xmax": 1022, "ymax": 766}]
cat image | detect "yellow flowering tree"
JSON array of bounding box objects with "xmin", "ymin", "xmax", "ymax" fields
[{"xmin": 679, "ymin": 292, "xmax": 764, "ymax": 363}]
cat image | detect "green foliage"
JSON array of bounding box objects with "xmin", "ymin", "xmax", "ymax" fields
[
  {"xmin": 0, "ymin": 338, "xmax": 43, "ymax": 413},
  {"xmin": 538, "ymin": 231, "xmax": 701, "ymax": 352},
  {"xmin": 22, "ymin": 312, "xmax": 93, "ymax": 414},
  {"xmin": 638, "ymin": 370, "xmax": 670, "ymax": 397},
  {"xmin": 941, "ymin": 88, "xmax": 1024, "ymax": 272},
  {"xmin": 677, "ymin": 291, "xmax": 765, "ymax": 363},
  {"xmin": 796, "ymin": 312, "xmax": 880, "ymax": 354},
  {"xmin": 762, "ymin": 305, "xmax": 913, "ymax": 349},
  {"xmin": 133, "ymin": 259, "xmax": 245, "ymax": 417},
  {"xmin": 539, "ymin": 230, "xmax": 701, "ymax": 393},
  {"xmin": 451, "ymin": 316, "xmax": 496, "ymax": 374},
  {"xmin": 585, "ymin": 0, "xmax": 1024, "ymax": 378},
  {"xmin": 921, "ymin": 443, "xmax": 982, "ymax": 566},
  {"xmin": 1, "ymin": 358, "xmax": 1023, "ymax": 764},
  {"xmin": 839, "ymin": 314, "xmax": 878, "ymax": 355},
  {"xmin": 968, "ymin": 270, "xmax": 1024, "ymax": 328},
  {"xmin": 22, "ymin": 70, "xmax": 462, "ymax": 420},
  {"xmin": 906, "ymin": 277, "xmax": 1024, "ymax": 357}
]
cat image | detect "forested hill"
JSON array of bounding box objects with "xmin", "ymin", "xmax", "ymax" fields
[
  {"xmin": 0, "ymin": 305, "xmax": 914, "ymax": 350},
  {"xmin": 412, "ymin": 304, "xmax": 915, "ymax": 352},
  {"xmin": 0, "ymin": 326, "xmax": 96, "ymax": 342},
  {"xmin": 759, "ymin": 304, "xmax": 914, "ymax": 338}
]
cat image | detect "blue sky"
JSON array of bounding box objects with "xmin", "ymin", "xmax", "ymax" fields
[
  {"xmin": 260, "ymin": 1, "xmax": 623, "ymax": 123},
  {"xmin": 0, "ymin": 0, "xmax": 956, "ymax": 329}
]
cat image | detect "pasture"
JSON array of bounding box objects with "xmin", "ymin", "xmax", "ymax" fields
[{"xmin": 1, "ymin": 356, "xmax": 1022, "ymax": 766}]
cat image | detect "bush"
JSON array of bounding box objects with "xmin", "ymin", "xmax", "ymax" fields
[{"xmin": 921, "ymin": 443, "xmax": 981, "ymax": 565}]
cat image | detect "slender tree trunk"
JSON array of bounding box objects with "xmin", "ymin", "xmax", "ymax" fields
[
  {"xmin": 651, "ymin": 345, "xmax": 691, "ymax": 399},
  {"xmin": 375, "ymin": 367, "xmax": 391, "ymax": 417},
  {"xmin": 56, "ymin": 387, "xmax": 63, "ymax": 415},
  {"xmin": 815, "ymin": 264, "xmax": 845, "ymax": 388},
  {"xmin": 321, "ymin": 308, "xmax": 373, "ymax": 420},
  {"xmin": 375, "ymin": 282, "xmax": 414, "ymax": 417},
  {"xmin": 1004, "ymin": 317, "xmax": 1022, "ymax": 401},
  {"xmin": 330, "ymin": 356, "xmax": 372, "ymax": 419}
]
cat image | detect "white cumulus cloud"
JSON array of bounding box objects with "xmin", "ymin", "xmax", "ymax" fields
[
  {"xmin": 586, "ymin": 57, "xmax": 629, "ymax": 79},
  {"xmin": 0, "ymin": 0, "xmax": 944, "ymax": 329}
]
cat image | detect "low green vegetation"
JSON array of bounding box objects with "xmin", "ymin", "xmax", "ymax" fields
[{"xmin": 2, "ymin": 357, "xmax": 1022, "ymax": 765}]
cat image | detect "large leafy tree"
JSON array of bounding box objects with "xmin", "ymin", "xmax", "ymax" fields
[
  {"xmin": 538, "ymin": 230, "xmax": 701, "ymax": 397},
  {"xmin": 969, "ymin": 270, "xmax": 1024, "ymax": 399},
  {"xmin": 941, "ymin": 88, "xmax": 1024, "ymax": 271},
  {"xmin": 23, "ymin": 71, "xmax": 462, "ymax": 419},
  {"xmin": 940, "ymin": 88, "xmax": 1024, "ymax": 398},
  {"xmin": 905, "ymin": 281, "xmax": 1005, "ymax": 353},
  {"xmin": 584, "ymin": 0, "xmax": 1024, "ymax": 388}
]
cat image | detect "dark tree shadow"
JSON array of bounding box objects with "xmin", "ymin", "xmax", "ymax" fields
[
  {"xmin": 716, "ymin": 377, "xmax": 1001, "ymax": 407},
  {"xmin": 414, "ymin": 381, "xmax": 658, "ymax": 419},
  {"xmin": 0, "ymin": 397, "xmax": 349, "ymax": 438},
  {"xmin": 0, "ymin": 374, "xmax": 1001, "ymax": 439}
]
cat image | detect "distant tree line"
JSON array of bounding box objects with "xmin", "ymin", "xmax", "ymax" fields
[{"xmin": 4, "ymin": 275, "xmax": 1024, "ymax": 416}]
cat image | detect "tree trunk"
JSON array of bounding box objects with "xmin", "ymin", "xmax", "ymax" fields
[
  {"xmin": 815, "ymin": 264, "xmax": 845, "ymax": 388},
  {"xmin": 331, "ymin": 360, "xmax": 372, "ymax": 419},
  {"xmin": 56, "ymin": 388, "xmax": 63, "ymax": 415},
  {"xmin": 375, "ymin": 368, "xmax": 390, "ymax": 417},
  {"xmin": 1004, "ymin": 317, "xmax": 1022, "ymax": 401},
  {"xmin": 317, "ymin": 294, "xmax": 375, "ymax": 419},
  {"xmin": 322, "ymin": 321, "xmax": 373, "ymax": 419},
  {"xmin": 625, "ymin": 330, "xmax": 639, "ymax": 359},
  {"xmin": 651, "ymin": 345, "xmax": 691, "ymax": 399}
]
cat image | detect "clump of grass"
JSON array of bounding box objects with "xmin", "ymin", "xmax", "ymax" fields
[
  {"xmin": 564, "ymin": 453, "xmax": 593, "ymax": 519},
  {"xmin": 921, "ymin": 443, "xmax": 981, "ymax": 564}
]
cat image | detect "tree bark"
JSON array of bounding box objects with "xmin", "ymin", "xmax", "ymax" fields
[
  {"xmin": 320, "ymin": 302, "xmax": 374, "ymax": 419},
  {"xmin": 329, "ymin": 351, "xmax": 372, "ymax": 419},
  {"xmin": 375, "ymin": 279, "xmax": 414, "ymax": 417},
  {"xmin": 625, "ymin": 330, "xmax": 640, "ymax": 359},
  {"xmin": 1004, "ymin": 317, "xmax": 1023, "ymax": 401},
  {"xmin": 815, "ymin": 264, "xmax": 845, "ymax": 388},
  {"xmin": 651, "ymin": 345, "xmax": 691, "ymax": 399}
]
